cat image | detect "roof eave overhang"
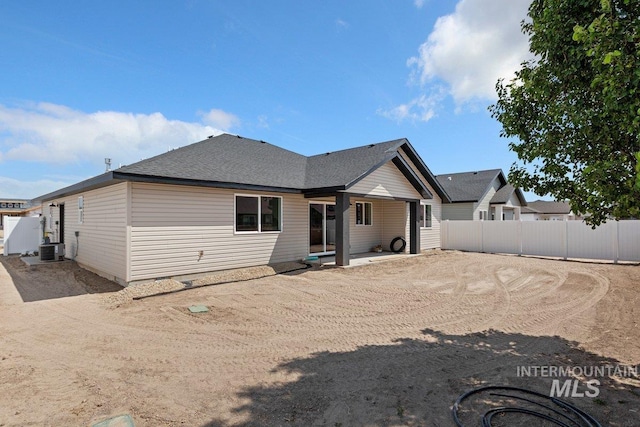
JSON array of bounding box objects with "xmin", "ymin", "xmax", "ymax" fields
[
  {"xmin": 341, "ymin": 152, "xmax": 433, "ymax": 199},
  {"xmin": 445, "ymin": 199, "xmax": 479, "ymax": 204},
  {"xmin": 32, "ymin": 171, "xmax": 120, "ymax": 204},
  {"xmin": 399, "ymin": 141, "xmax": 452, "ymax": 202},
  {"xmin": 515, "ymin": 188, "xmax": 528, "ymax": 206},
  {"xmin": 390, "ymin": 155, "xmax": 432, "ymax": 199},
  {"xmin": 32, "ymin": 171, "xmax": 304, "ymax": 205}
]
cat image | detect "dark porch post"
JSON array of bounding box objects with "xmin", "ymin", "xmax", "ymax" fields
[
  {"xmin": 335, "ymin": 192, "xmax": 350, "ymax": 266},
  {"xmin": 409, "ymin": 201, "xmax": 421, "ymax": 254}
]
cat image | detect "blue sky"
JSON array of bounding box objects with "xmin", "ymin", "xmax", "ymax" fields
[{"xmin": 0, "ymin": 0, "xmax": 538, "ymax": 200}]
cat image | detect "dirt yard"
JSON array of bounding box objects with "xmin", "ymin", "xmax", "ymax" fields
[{"xmin": 0, "ymin": 251, "xmax": 638, "ymax": 426}]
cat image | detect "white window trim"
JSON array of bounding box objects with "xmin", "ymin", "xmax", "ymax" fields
[
  {"xmin": 421, "ymin": 203, "xmax": 432, "ymax": 228},
  {"xmin": 355, "ymin": 201, "xmax": 373, "ymax": 226},
  {"xmin": 234, "ymin": 193, "xmax": 283, "ymax": 234}
]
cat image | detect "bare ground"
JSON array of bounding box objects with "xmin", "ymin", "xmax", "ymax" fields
[{"xmin": 0, "ymin": 251, "xmax": 638, "ymax": 426}]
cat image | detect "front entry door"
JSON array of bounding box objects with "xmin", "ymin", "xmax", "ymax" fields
[{"xmin": 309, "ymin": 203, "xmax": 336, "ymax": 255}]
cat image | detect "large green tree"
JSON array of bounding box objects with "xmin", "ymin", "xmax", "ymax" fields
[{"xmin": 490, "ymin": 0, "xmax": 640, "ymax": 225}]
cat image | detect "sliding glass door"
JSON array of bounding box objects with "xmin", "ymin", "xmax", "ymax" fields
[{"xmin": 309, "ymin": 203, "xmax": 336, "ymax": 255}]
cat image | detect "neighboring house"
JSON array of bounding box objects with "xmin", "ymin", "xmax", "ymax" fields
[
  {"xmin": 435, "ymin": 169, "xmax": 527, "ymax": 221},
  {"xmin": 32, "ymin": 134, "xmax": 450, "ymax": 286},
  {"xmin": 0, "ymin": 199, "xmax": 41, "ymax": 229},
  {"xmin": 521, "ymin": 200, "xmax": 581, "ymax": 221}
]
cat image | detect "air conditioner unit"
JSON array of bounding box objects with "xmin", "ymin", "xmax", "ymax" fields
[
  {"xmin": 54, "ymin": 243, "xmax": 65, "ymax": 259},
  {"xmin": 39, "ymin": 243, "xmax": 65, "ymax": 261},
  {"xmin": 40, "ymin": 244, "xmax": 55, "ymax": 261}
]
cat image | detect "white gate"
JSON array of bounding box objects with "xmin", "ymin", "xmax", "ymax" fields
[
  {"xmin": 441, "ymin": 220, "xmax": 640, "ymax": 263},
  {"xmin": 2, "ymin": 216, "xmax": 41, "ymax": 256}
]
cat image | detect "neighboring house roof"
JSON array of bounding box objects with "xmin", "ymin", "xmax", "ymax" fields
[
  {"xmin": 526, "ymin": 200, "xmax": 572, "ymax": 215},
  {"xmin": 0, "ymin": 199, "xmax": 32, "ymax": 211},
  {"xmin": 520, "ymin": 206, "xmax": 540, "ymax": 214},
  {"xmin": 489, "ymin": 184, "xmax": 526, "ymax": 205},
  {"xmin": 435, "ymin": 169, "xmax": 526, "ymax": 205},
  {"xmin": 33, "ymin": 134, "xmax": 450, "ymax": 203}
]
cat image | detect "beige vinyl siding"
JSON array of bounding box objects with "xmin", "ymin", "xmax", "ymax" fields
[
  {"xmin": 349, "ymin": 199, "xmax": 384, "ymax": 254},
  {"xmin": 47, "ymin": 182, "xmax": 128, "ymax": 283},
  {"xmin": 421, "ymin": 201, "xmax": 441, "ymax": 249},
  {"xmin": 348, "ymin": 161, "xmax": 421, "ymax": 200},
  {"xmin": 505, "ymin": 192, "xmax": 521, "ymax": 207},
  {"xmin": 398, "ymin": 149, "xmax": 443, "ymax": 249},
  {"xmin": 382, "ymin": 200, "xmax": 407, "ymax": 252},
  {"xmin": 442, "ymin": 203, "xmax": 474, "ymax": 220},
  {"xmin": 129, "ymin": 183, "xmax": 308, "ymax": 282},
  {"xmin": 474, "ymin": 178, "xmax": 500, "ymax": 220}
]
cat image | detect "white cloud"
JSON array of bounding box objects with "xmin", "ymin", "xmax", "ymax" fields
[
  {"xmin": 377, "ymin": 89, "xmax": 445, "ymax": 123},
  {"xmin": 414, "ymin": 0, "xmax": 426, "ymax": 9},
  {"xmin": 409, "ymin": 0, "xmax": 532, "ymax": 105},
  {"xmin": 335, "ymin": 19, "xmax": 349, "ymax": 30},
  {"xmin": 0, "ymin": 175, "xmax": 71, "ymax": 199},
  {"xmin": 0, "ymin": 102, "xmax": 230, "ymax": 166},
  {"xmin": 257, "ymin": 115, "xmax": 269, "ymax": 129},
  {"xmin": 198, "ymin": 108, "xmax": 240, "ymax": 131}
]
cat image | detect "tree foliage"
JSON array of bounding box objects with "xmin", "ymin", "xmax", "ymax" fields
[{"xmin": 490, "ymin": 0, "xmax": 640, "ymax": 225}]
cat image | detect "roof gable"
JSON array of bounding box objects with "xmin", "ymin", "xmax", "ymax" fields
[
  {"xmin": 489, "ymin": 184, "xmax": 527, "ymax": 206},
  {"xmin": 304, "ymin": 139, "xmax": 404, "ymax": 189}
]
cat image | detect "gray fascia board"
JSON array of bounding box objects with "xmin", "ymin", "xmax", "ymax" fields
[
  {"xmin": 31, "ymin": 172, "xmax": 118, "ymax": 204},
  {"xmin": 515, "ymin": 188, "xmax": 528, "ymax": 206},
  {"xmin": 344, "ymin": 192, "xmax": 421, "ymax": 202},
  {"xmin": 343, "ymin": 152, "xmax": 432, "ymax": 200},
  {"xmin": 400, "ymin": 141, "xmax": 451, "ymax": 202},
  {"xmin": 443, "ymin": 200, "xmax": 479, "ymax": 204},
  {"xmin": 391, "ymin": 155, "xmax": 433, "ymax": 199},
  {"xmin": 474, "ymin": 172, "xmax": 503, "ymax": 206},
  {"xmin": 303, "ymin": 186, "xmax": 347, "ymax": 198}
]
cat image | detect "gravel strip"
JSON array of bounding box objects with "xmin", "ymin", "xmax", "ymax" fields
[{"xmin": 102, "ymin": 261, "xmax": 308, "ymax": 306}]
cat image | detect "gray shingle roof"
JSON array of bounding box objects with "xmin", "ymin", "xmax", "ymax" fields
[
  {"xmin": 526, "ymin": 200, "xmax": 571, "ymax": 214},
  {"xmin": 521, "ymin": 206, "xmax": 540, "ymax": 214},
  {"xmin": 489, "ymin": 184, "xmax": 527, "ymax": 206},
  {"xmin": 489, "ymin": 184, "xmax": 515, "ymax": 204},
  {"xmin": 118, "ymin": 134, "xmax": 308, "ymax": 190},
  {"xmin": 436, "ymin": 169, "xmax": 504, "ymax": 202},
  {"xmin": 305, "ymin": 139, "xmax": 404, "ymax": 189},
  {"xmin": 33, "ymin": 133, "xmax": 449, "ymax": 202}
]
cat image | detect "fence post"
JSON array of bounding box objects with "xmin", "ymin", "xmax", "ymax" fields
[
  {"xmin": 564, "ymin": 220, "xmax": 569, "ymax": 260},
  {"xmin": 613, "ymin": 221, "xmax": 619, "ymax": 264},
  {"xmin": 480, "ymin": 220, "xmax": 484, "ymax": 253},
  {"xmin": 518, "ymin": 220, "xmax": 523, "ymax": 256}
]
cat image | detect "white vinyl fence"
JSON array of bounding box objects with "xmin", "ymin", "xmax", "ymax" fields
[
  {"xmin": 2, "ymin": 216, "xmax": 41, "ymax": 256},
  {"xmin": 441, "ymin": 220, "xmax": 640, "ymax": 263}
]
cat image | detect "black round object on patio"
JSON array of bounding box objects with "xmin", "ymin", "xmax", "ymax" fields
[{"xmin": 390, "ymin": 236, "xmax": 406, "ymax": 253}]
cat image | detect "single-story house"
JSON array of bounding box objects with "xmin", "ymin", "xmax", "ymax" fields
[
  {"xmin": 33, "ymin": 134, "xmax": 450, "ymax": 285},
  {"xmin": 435, "ymin": 169, "xmax": 526, "ymax": 221},
  {"xmin": 520, "ymin": 200, "xmax": 581, "ymax": 221}
]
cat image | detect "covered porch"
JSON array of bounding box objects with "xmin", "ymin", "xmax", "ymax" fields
[
  {"xmin": 491, "ymin": 204, "xmax": 522, "ymax": 221},
  {"xmin": 306, "ymin": 192, "xmax": 423, "ymax": 267}
]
